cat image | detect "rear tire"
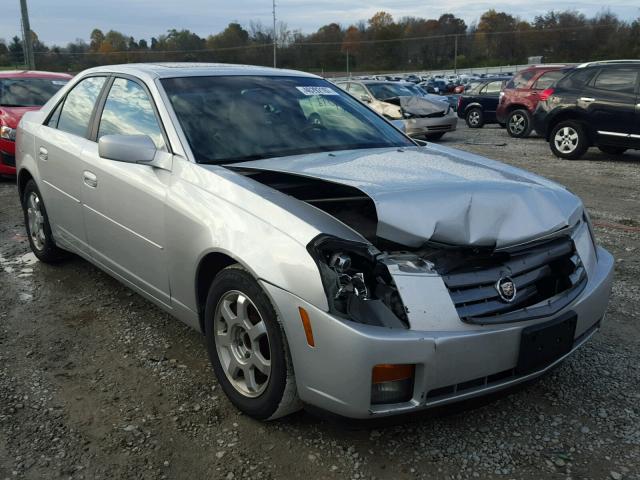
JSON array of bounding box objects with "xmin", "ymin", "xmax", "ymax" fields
[
  {"xmin": 598, "ymin": 146, "xmax": 627, "ymax": 156},
  {"xmin": 465, "ymin": 108, "xmax": 484, "ymax": 128},
  {"xmin": 506, "ymin": 109, "xmax": 532, "ymax": 138},
  {"xmin": 204, "ymin": 266, "xmax": 301, "ymax": 420},
  {"xmin": 21, "ymin": 179, "xmax": 68, "ymax": 263},
  {"xmin": 549, "ymin": 121, "xmax": 589, "ymax": 160}
]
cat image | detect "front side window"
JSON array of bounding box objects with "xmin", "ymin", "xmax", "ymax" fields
[
  {"xmin": 161, "ymin": 75, "xmax": 413, "ymax": 164},
  {"xmin": 98, "ymin": 78, "xmax": 166, "ymax": 150},
  {"xmin": 592, "ymin": 68, "xmax": 638, "ymax": 94},
  {"xmin": 348, "ymin": 83, "xmax": 369, "ymax": 99},
  {"xmin": 57, "ymin": 76, "xmax": 106, "ymax": 137},
  {"xmin": 0, "ymin": 77, "xmax": 68, "ymax": 107}
]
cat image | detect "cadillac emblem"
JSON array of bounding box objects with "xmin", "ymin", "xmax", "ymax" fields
[{"xmin": 496, "ymin": 276, "xmax": 517, "ymax": 303}]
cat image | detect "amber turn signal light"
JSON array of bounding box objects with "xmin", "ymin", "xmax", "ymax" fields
[
  {"xmin": 298, "ymin": 307, "xmax": 315, "ymax": 347},
  {"xmin": 372, "ymin": 364, "xmax": 415, "ymax": 384}
]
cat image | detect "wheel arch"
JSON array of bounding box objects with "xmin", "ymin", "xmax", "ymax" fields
[
  {"xmin": 506, "ymin": 103, "xmax": 529, "ymax": 114},
  {"xmin": 195, "ymin": 250, "xmax": 244, "ymax": 333},
  {"xmin": 17, "ymin": 168, "xmax": 35, "ymax": 203},
  {"xmin": 546, "ymin": 109, "xmax": 593, "ymax": 142},
  {"xmin": 464, "ymin": 102, "xmax": 482, "ymax": 114}
]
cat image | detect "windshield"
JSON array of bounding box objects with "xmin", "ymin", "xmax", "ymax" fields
[
  {"xmin": 0, "ymin": 78, "xmax": 69, "ymax": 107},
  {"xmin": 366, "ymin": 83, "xmax": 415, "ymax": 101},
  {"xmin": 161, "ymin": 76, "xmax": 413, "ymax": 164}
]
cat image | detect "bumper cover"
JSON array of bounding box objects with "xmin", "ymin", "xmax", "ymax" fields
[
  {"xmin": 0, "ymin": 138, "xmax": 16, "ymax": 175},
  {"xmin": 263, "ymin": 246, "xmax": 614, "ymax": 419},
  {"xmin": 404, "ymin": 112, "xmax": 458, "ymax": 136}
]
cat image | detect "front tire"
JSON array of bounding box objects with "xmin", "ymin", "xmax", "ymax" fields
[
  {"xmin": 465, "ymin": 108, "xmax": 484, "ymax": 128},
  {"xmin": 549, "ymin": 121, "xmax": 589, "ymax": 160},
  {"xmin": 204, "ymin": 266, "xmax": 300, "ymax": 420},
  {"xmin": 506, "ymin": 109, "xmax": 532, "ymax": 138},
  {"xmin": 21, "ymin": 179, "xmax": 68, "ymax": 263},
  {"xmin": 425, "ymin": 132, "xmax": 445, "ymax": 141}
]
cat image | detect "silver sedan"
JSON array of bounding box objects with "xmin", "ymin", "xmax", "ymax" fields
[{"xmin": 16, "ymin": 64, "xmax": 614, "ymax": 420}]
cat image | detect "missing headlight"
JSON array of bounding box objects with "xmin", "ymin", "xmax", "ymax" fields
[{"xmin": 307, "ymin": 235, "xmax": 409, "ymax": 329}]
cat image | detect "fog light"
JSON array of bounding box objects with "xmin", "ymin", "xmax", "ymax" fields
[{"xmin": 371, "ymin": 364, "xmax": 414, "ymax": 405}]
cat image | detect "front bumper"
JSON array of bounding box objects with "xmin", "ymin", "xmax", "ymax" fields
[
  {"xmin": 0, "ymin": 138, "xmax": 17, "ymax": 175},
  {"xmin": 263, "ymin": 246, "xmax": 614, "ymax": 419},
  {"xmin": 404, "ymin": 112, "xmax": 458, "ymax": 137}
]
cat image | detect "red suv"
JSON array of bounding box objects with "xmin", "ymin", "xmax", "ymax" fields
[
  {"xmin": 0, "ymin": 70, "xmax": 72, "ymax": 176},
  {"xmin": 497, "ymin": 66, "xmax": 572, "ymax": 138}
]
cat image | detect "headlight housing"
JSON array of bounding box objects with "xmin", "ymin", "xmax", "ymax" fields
[
  {"xmin": 307, "ymin": 235, "xmax": 409, "ymax": 329},
  {"xmin": 0, "ymin": 125, "xmax": 16, "ymax": 141}
]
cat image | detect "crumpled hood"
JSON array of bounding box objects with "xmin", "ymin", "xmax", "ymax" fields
[
  {"xmin": 230, "ymin": 145, "xmax": 583, "ymax": 249},
  {"xmin": 398, "ymin": 96, "xmax": 447, "ymax": 116}
]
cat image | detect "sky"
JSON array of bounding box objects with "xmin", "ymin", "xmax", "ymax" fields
[{"xmin": 1, "ymin": 0, "xmax": 639, "ymax": 46}]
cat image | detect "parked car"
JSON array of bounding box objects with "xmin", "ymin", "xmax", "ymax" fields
[
  {"xmin": 336, "ymin": 80, "xmax": 457, "ymax": 140},
  {"xmin": 16, "ymin": 63, "xmax": 613, "ymax": 421},
  {"xmin": 0, "ymin": 70, "xmax": 72, "ymax": 176},
  {"xmin": 497, "ymin": 65, "xmax": 572, "ymax": 138},
  {"xmin": 533, "ymin": 60, "xmax": 640, "ymax": 159},
  {"xmin": 457, "ymin": 77, "xmax": 511, "ymax": 128}
]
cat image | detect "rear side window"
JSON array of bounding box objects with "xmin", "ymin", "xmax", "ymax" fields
[
  {"xmin": 533, "ymin": 70, "xmax": 566, "ymax": 90},
  {"xmin": 57, "ymin": 77, "xmax": 106, "ymax": 137},
  {"xmin": 557, "ymin": 69, "xmax": 596, "ymax": 90},
  {"xmin": 506, "ymin": 70, "xmax": 534, "ymax": 89},
  {"xmin": 97, "ymin": 78, "xmax": 166, "ymax": 150},
  {"xmin": 481, "ymin": 81, "xmax": 503, "ymax": 94},
  {"xmin": 592, "ymin": 68, "xmax": 638, "ymax": 94}
]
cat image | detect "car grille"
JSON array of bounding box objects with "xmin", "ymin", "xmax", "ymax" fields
[
  {"xmin": 0, "ymin": 151, "xmax": 15, "ymax": 167},
  {"xmin": 426, "ymin": 124, "xmax": 454, "ymax": 131},
  {"xmin": 441, "ymin": 236, "xmax": 587, "ymax": 325}
]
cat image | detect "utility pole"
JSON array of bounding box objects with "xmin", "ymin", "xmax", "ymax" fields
[
  {"xmin": 272, "ymin": 0, "xmax": 277, "ymax": 68},
  {"xmin": 20, "ymin": 0, "xmax": 35, "ymax": 69},
  {"xmin": 346, "ymin": 49, "xmax": 350, "ymax": 78},
  {"xmin": 453, "ymin": 34, "xmax": 458, "ymax": 74}
]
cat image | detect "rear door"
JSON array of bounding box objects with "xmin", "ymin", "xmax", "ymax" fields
[
  {"xmin": 582, "ymin": 67, "xmax": 638, "ymax": 144},
  {"xmin": 478, "ymin": 80, "xmax": 504, "ymax": 121},
  {"xmin": 36, "ymin": 76, "xmax": 108, "ymax": 250},
  {"xmin": 79, "ymin": 76, "xmax": 172, "ymax": 305}
]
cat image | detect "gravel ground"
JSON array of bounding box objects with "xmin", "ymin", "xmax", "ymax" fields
[{"xmin": 1, "ymin": 122, "xmax": 639, "ymax": 480}]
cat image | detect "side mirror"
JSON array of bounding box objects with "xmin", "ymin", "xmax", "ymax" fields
[
  {"xmin": 99, "ymin": 134, "xmax": 157, "ymax": 164},
  {"xmin": 360, "ymin": 95, "xmax": 372, "ymax": 103}
]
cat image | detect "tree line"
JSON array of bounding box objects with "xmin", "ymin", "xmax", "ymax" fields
[{"xmin": 1, "ymin": 9, "xmax": 639, "ymax": 74}]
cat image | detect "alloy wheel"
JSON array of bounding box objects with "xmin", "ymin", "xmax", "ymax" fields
[
  {"xmin": 214, "ymin": 290, "xmax": 271, "ymax": 398},
  {"xmin": 509, "ymin": 113, "xmax": 526, "ymax": 135},
  {"xmin": 553, "ymin": 126, "xmax": 579, "ymax": 154},
  {"xmin": 468, "ymin": 110, "xmax": 480, "ymax": 126},
  {"xmin": 26, "ymin": 192, "xmax": 46, "ymax": 251}
]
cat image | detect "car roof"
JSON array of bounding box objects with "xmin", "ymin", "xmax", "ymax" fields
[
  {"xmin": 0, "ymin": 70, "xmax": 73, "ymax": 79},
  {"xmin": 77, "ymin": 62, "xmax": 319, "ymax": 82},
  {"xmin": 576, "ymin": 59, "xmax": 640, "ymax": 69}
]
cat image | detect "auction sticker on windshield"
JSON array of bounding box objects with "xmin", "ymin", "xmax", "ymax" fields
[{"xmin": 296, "ymin": 86, "xmax": 339, "ymax": 96}]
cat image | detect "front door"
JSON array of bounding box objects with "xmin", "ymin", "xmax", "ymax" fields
[
  {"xmin": 80, "ymin": 77, "xmax": 172, "ymax": 305},
  {"xmin": 36, "ymin": 76, "xmax": 108, "ymax": 250}
]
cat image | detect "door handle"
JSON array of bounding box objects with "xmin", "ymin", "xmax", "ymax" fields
[
  {"xmin": 579, "ymin": 97, "xmax": 596, "ymax": 103},
  {"xmin": 83, "ymin": 170, "xmax": 98, "ymax": 188},
  {"xmin": 38, "ymin": 146, "xmax": 48, "ymax": 161}
]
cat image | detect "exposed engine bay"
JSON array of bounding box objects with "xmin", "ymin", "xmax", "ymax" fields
[{"xmin": 233, "ymin": 167, "xmax": 585, "ymax": 330}]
